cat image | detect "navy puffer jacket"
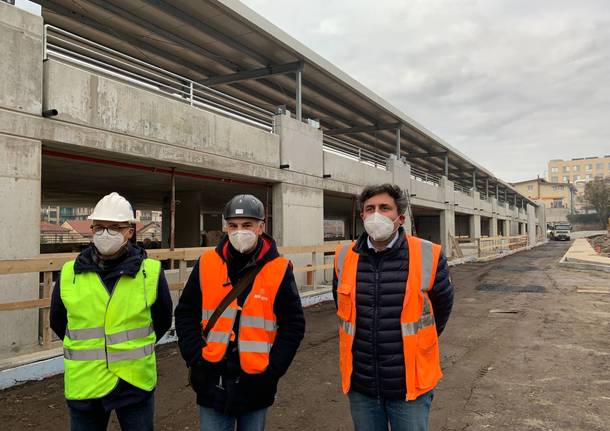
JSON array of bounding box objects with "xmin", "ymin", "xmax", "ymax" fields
[{"xmin": 332, "ymin": 230, "xmax": 454, "ymax": 400}]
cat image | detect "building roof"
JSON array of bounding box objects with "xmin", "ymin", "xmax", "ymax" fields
[
  {"xmin": 63, "ymin": 220, "xmax": 145, "ymax": 236},
  {"xmin": 511, "ymin": 178, "xmax": 576, "ymax": 191},
  {"xmin": 40, "ymin": 221, "xmax": 70, "ymax": 233},
  {"xmin": 32, "ymin": 0, "xmax": 535, "ymax": 205}
]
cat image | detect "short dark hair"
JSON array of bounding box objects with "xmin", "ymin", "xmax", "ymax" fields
[{"xmin": 358, "ymin": 184, "xmax": 407, "ymax": 215}]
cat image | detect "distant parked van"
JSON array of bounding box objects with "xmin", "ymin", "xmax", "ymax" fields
[{"xmin": 550, "ymin": 223, "xmax": 571, "ymax": 241}]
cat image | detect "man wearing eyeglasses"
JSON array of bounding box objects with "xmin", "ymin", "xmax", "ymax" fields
[{"xmin": 50, "ymin": 192, "xmax": 173, "ymax": 431}]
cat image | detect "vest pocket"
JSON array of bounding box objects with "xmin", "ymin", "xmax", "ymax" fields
[
  {"xmin": 336, "ymin": 283, "xmax": 353, "ymax": 321},
  {"xmin": 415, "ymin": 325, "xmax": 441, "ymax": 389}
]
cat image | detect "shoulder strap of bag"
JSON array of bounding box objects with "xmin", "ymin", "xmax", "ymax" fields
[{"xmin": 201, "ymin": 264, "xmax": 264, "ymax": 344}]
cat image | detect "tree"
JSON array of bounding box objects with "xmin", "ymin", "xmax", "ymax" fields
[{"xmin": 584, "ymin": 178, "xmax": 610, "ymax": 229}]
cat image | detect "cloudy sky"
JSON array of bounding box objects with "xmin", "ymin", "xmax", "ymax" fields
[{"xmin": 242, "ymin": 0, "xmax": 610, "ymax": 182}]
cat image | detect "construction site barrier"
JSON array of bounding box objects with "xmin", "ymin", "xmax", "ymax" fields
[
  {"xmin": 0, "ymin": 242, "xmax": 346, "ymax": 352},
  {"xmin": 475, "ymin": 235, "xmax": 529, "ymax": 257}
]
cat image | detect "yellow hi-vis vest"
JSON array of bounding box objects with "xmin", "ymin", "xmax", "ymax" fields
[{"xmin": 60, "ymin": 258, "xmax": 160, "ymax": 400}]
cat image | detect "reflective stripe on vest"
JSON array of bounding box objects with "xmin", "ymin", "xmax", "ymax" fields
[
  {"xmin": 65, "ymin": 324, "xmax": 154, "ymax": 345},
  {"xmin": 60, "ymin": 258, "xmax": 160, "ymax": 400},
  {"xmin": 199, "ymin": 250, "xmax": 288, "ymax": 373},
  {"xmin": 335, "ymin": 235, "xmax": 443, "ymax": 400}
]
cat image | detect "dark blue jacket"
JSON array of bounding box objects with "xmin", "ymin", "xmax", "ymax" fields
[
  {"xmin": 50, "ymin": 244, "xmax": 173, "ymax": 412},
  {"xmin": 332, "ymin": 230, "xmax": 454, "ymax": 400},
  {"xmin": 174, "ymin": 233, "xmax": 305, "ymax": 415}
]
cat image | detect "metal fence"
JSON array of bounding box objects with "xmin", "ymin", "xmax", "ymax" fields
[
  {"xmin": 454, "ymin": 183, "xmax": 473, "ymax": 196},
  {"xmin": 323, "ymin": 135, "xmax": 389, "ymax": 169},
  {"xmin": 410, "ymin": 166, "xmax": 441, "ymax": 186},
  {"xmin": 44, "ymin": 25, "xmax": 275, "ymax": 131}
]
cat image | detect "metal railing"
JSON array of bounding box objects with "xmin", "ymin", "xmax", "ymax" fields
[
  {"xmin": 323, "ymin": 135, "xmax": 389, "ymax": 169},
  {"xmin": 410, "ymin": 166, "xmax": 441, "ymax": 186},
  {"xmin": 44, "ymin": 25, "xmax": 275, "ymax": 131},
  {"xmin": 454, "ymin": 183, "xmax": 473, "ymax": 196}
]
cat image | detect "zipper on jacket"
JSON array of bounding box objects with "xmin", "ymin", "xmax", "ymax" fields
[
  {"xmin": 99, "ymin": 273, "xmax": 117, "ymax": 370},
  {"xmin": 373, "ymin": 259, "xmax": 382, "ymax": 401}
]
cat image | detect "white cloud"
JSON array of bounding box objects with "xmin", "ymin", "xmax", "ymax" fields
[{"xmin": 242, "ymin": 0, "xmax": 610, "ymax": 182}]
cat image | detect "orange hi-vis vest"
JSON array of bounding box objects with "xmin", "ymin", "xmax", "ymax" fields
[
  {"xmin": 199, "ymin": 250, "xmax": 288, "ymax": 374},
  {"xmin": 334, "ymin": 235, "xmax": 443, "ymax": 400}
]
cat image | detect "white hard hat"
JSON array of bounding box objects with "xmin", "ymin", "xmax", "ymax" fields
[{"xmin": 88, "ymin": 192, "xmax": 136, "ymax": 223}]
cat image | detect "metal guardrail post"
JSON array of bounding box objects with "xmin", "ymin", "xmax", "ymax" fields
[{"xmin": 312, "ymin": 251, "xmax": 317, "ymax": 290}]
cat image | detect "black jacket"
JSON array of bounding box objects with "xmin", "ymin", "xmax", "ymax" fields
[
  {"xmin": 332, "ymin": 230, "xmax": 454, "ymax": 400},
  {"xmin": 50, "ymin": 244, "xmax": 173, "ymax": 412},
  {"xmin": 174, "ymin": 233, "xmax": 305, "ymax": 415}
]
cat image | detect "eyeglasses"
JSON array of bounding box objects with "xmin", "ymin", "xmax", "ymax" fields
[{"xmin": 91, "ymin": 224, "xmax": 132, "ymax": 235}]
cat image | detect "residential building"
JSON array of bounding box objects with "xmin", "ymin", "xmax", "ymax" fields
[
  {"xmin": 511, "ymin": 178, "xmax": 576, "ymax": 223},
  {"xmin": 548, "ymin": 156, "xmax": 610, "ymax": 184}
]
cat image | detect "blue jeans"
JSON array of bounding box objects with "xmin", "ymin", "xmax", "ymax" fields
[
  {"xmin": 199, "ymin": 406, "xmax": 267, "ymax": 431},
  {"xmin": 348, "ymin": 390, "xmax": 434, "ymax": 431},
  {"xmin": 69, "ymin": 394, "xmax": 154, "ymax": 431}
]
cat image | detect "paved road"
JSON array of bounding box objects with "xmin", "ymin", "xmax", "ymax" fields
[{"xmin": 1, "ymin": 240, "xmax": 608, "ymax": 430}]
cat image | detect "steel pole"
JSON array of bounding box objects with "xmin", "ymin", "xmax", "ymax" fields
[
  {"xmin": 395, "ymin": 127, "xmax": 401, "ymax": 158},
  {"xmin": 296, "ymin": 70, "xmax": 302, "ymax": 122}
]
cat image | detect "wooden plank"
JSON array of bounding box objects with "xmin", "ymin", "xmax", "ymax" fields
[
  {"xmin": 0, "ymin": 298, "xmax": 50, "ymax": 311},
  {"xmin": 577, "ymin": 288, "xmax": 610, "ymax": 294},
  {"xmin": 0, "ymin": 244, "xmax": 345, "ymax": 275},
  {"xmin": 293, "ymin": 263, "xmax": 334, "ymax": 273},
  {"xmin": 41, "ymin": 272, "xmax": 53, "ymax": 346}
]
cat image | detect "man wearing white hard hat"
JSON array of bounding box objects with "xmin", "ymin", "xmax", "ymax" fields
[{"xmin": 50, "ymin": 192, "xmax": 173, "ymax": 431}]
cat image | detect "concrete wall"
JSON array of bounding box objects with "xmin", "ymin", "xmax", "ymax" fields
[
  {"xmin": 323, "ymin": 151, "xmax": 392, "ymax": 185},
  {"xmin": 0, "ymin": 3, "xmax": 43, "ymax": 354},
  {"xmin": 274, "ymin": 114, "xmax": 323, "ymax": 176},
  {"xmin": 0, "ymin": 2, "xmax": 42, "ymax": 116},
  {"xmin": 410, "ymin": 180, "xmax": 443, "ymax": 203},
  {"xmin": 272, "ymin": 183, "xmax": 324, "ymax": 285},
  {"xmin": 44, "ymin": 59, "xmax": 280, "ymax": 167}
]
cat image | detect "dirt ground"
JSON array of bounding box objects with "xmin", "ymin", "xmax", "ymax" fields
[{"xmin": 1, "ymin": 240, "xmax": 609, "ymax": 430}]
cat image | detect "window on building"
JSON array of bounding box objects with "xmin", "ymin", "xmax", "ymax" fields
[
  {"xmin": 562, "ymin": 175, "xmax": 569, "ymax": 182},
  {"xmin": 573, "ymin": 165, "xmax": 580, "ymax": 172},
  {"xmin": 586, "ymin": 164, "xmax": 593, "ymax": 171},
  {"xmin": 551, "ymin": 176, "xmax": 558, "ymax": 182},
  {"xmin": 552, "ymin": 199, "xmax": 563, "ymax": 208},
  {"xmin": 563, "ymin": 166, "xmax": 569, "ymax": 173},
  {"xmin": 574, "ymin": 175, "xmax": 580, "ymax": 181},
  {"xmin": 586, "ymin": 174, "xmax": 592, "ymax": 181},
  {"xmin": 551, "ymin": 167, "xmax": 558, "ymax": 173},
  {"xmin": 596, "ymin": 163, "xmax": 604, "ymax": 170},
  {"xmin": 527, "ymin": 185, "xmax": 533, "ymax": 191}
]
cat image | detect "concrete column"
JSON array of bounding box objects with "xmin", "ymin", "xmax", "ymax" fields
[
  {"xmin": 527, "ymin": 204, "xmax": 537, "ymax": 245},
  {"xmin": 439, "ymin": 176, "xmax": 455, "ymax": 257},
  {"xmin": 272, "ymin": 183, "xmax": 323, "ymax": 286},
  {"xmin": 175, "ymin": 192, "xmax": 202, "ymax": 248},
  {"xmin": 469, "ymin": 214, "xmax": 481, "ymax": 241},
  {"xmin": 273, "ymin": 114, "xmax": 323, "ymax": 177},
  {"xmin": 440, "ymin": 209, "xmax": 455, "ymax": 257},
  {"xmin": 470, "ymin": 191, "xmax": 481, "ymax": 241},
  {"xmin": 490, "ymin": 197, "xmax": 498, "ymax": 236},
  {"xmin": 0, "ymin": 3, "xmax": 43, "ymax": 354}
]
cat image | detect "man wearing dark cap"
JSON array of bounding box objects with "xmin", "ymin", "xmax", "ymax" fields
[{"xmin": 175, "ymin": 194, "xmax": 305, "ymax": 431}]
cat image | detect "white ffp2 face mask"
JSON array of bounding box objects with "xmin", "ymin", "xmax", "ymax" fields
[
  {"xmin": 93, "ymin": 229, "xmax": 127, "ymax": 256},
  {"xmin": 364, "ymin": 212, "xmax": 399, "ymax": 241},
  {"xmin": 229, "ymin": 230, "xmax": 258, "ymax": 253}
]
